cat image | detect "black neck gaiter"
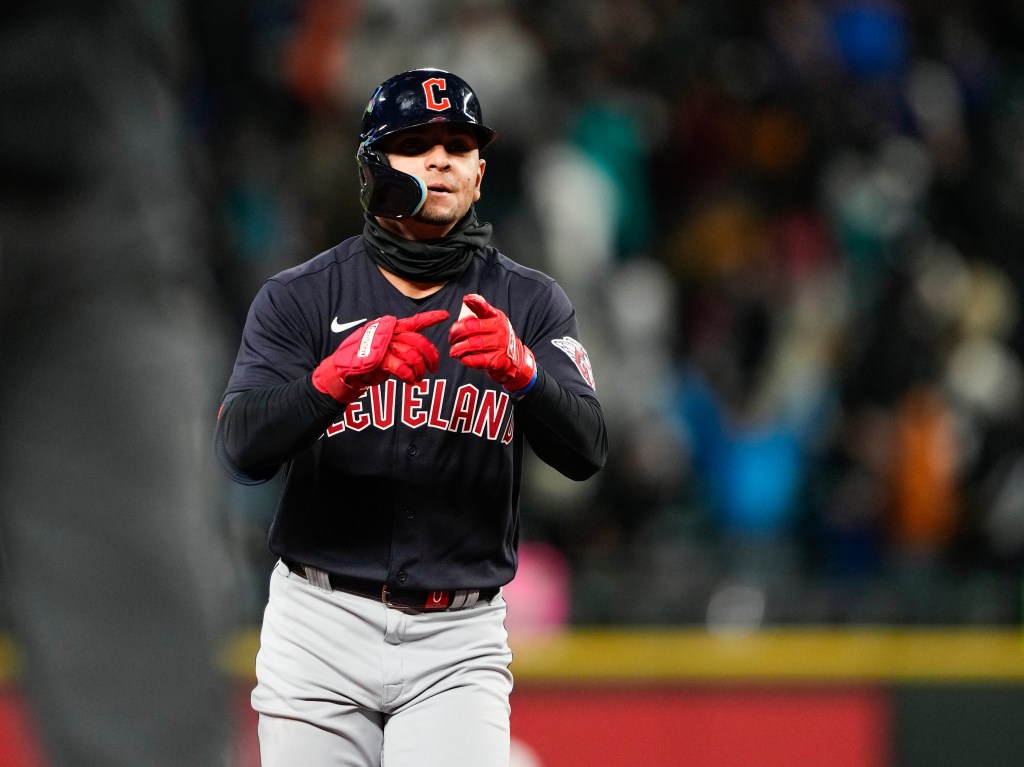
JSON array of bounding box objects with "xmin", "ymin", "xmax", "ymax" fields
[{"xmin": 362, "ymin": 208, "xmax": 493, "ymax": 282}]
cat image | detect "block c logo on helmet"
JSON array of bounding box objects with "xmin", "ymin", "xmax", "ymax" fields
[{"xmin": 422, "ymin": 78, "xmax": 451, "ymax": 111}]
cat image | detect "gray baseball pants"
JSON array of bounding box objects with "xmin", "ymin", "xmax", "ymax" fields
[{"xmin": 253, "ymin": 559, "xmax": 513, "ymax": 766}]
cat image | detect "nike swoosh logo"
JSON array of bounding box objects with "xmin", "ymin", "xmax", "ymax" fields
[{"xmin": 331, "ymin": 317, "xmax": 368, "ymax": 334}]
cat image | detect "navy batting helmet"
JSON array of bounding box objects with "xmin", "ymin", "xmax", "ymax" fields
[{"xmin": 357, "ymin": 68, "xmax": 497, "ymax": 219}]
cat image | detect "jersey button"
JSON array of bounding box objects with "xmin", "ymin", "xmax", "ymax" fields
[
  {"xmin": 397, "ymin": 571, "xmax": 408, "ymax": 583},
  {"xmin": 406, "ymin": 443, "xmax": 418, "ymax": 456}
]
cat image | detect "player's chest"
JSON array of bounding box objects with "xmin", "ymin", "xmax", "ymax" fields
[{"xmin": 322, "ymin": 352, "xmax": 513, "ymax": 447}]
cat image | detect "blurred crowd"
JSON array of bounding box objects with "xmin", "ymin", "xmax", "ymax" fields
[{"xmin": 190, "ymin": 0, "xmax": 1024, "ymax": 629}]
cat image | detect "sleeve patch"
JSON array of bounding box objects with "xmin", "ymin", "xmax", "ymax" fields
[{"xmin": 551, "ymin": 337, "xmax": 596, "ymax": 390}]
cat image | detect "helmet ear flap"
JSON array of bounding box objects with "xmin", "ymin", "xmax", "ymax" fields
[{"xmin": 357, "ymin": 146, "xmax": 427, "ymax": 219}]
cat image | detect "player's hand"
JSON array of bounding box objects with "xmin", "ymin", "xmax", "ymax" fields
[
  {"xmin": 448, "ymin": 294, "xmax": 537, "ymax": 396},
  {"xmin": 313, "ymin": 310, "xmax": 450, "ymax": 402}
]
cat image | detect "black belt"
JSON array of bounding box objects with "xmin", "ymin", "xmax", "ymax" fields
[{"xmin": 282, "ymin": 559, "xmax": 498, "ymax": 612}]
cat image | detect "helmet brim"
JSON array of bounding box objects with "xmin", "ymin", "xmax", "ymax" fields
[{"xmin": 365, "ymin": 120, "xmax": 497, "ymax": 152}]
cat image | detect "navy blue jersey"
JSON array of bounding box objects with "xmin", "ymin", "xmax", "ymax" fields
[{"xmin": 222, "ymin": 235, "xmax": 600, "ymax": 590}]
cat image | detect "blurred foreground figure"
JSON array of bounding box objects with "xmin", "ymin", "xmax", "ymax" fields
[{"xmin": 0, "ymin": 3, "xmax": 232, "ymax": 765}]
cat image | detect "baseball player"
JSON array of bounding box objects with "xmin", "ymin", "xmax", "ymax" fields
[{"xmin": 215, "ymin": 68, "xmax": 607, "ymax": 766}]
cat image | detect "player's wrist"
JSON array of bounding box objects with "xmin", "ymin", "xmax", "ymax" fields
[
  {"xmin": 503, "ymin": 346, "xmax": 537, "ymax": 396},
  {"xmin": 311, "ymin": 362, "xmax": 365, "ymax": 404},
  {"xmin": 505, "ymin": 368, "xmax": 537, "ymax": 397}
]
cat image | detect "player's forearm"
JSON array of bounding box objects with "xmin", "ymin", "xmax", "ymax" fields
[
  {"xmin": 215, "ymin": 376, "xmax": 341, "ymax": 483},
  {"xmin": 518, "ymin": 370, "xmax": 608, "ymax": 481}
]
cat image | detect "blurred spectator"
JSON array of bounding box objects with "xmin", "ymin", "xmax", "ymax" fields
[{"xmin": 503, "ymin": 542, "xmax": 572, "ymax": 639}]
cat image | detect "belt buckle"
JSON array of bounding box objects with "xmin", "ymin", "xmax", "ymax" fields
[{"xmin": 382, "ymin": 584, "xmax": 417, "ymax": 610}]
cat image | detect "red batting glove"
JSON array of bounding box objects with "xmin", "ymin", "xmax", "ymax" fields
[
  {"xmin": 313, "ymin": 310, "xmax": 449, "ymax": 403},
  {"xmin": 448, "ymin": 294, "xmax": 537, "ymax": 396}
]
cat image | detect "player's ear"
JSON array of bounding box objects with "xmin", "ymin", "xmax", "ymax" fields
[{"xmin": 473, "ymin": 158, "xmax": 486, "ymax": 202}]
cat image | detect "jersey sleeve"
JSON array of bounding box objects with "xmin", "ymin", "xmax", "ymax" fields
[
  {"xmin": 517, "ymin": 280, "xmax": 598, "ymax": 399},
  {"xmin": 216, "ymin": 274, "xmax": 342, "ymax": 484},
  {"xmin": 512, "ymin": 277, "xmax": 607, "ymax": 480},
  {"xmin": 224, "ymin": 276, "xmax": 323, "ymax": 394}
]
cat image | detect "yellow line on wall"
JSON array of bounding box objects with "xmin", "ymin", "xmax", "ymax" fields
[
  {"xmin": 503, "ymin": 628, "xmax": 1024, "ymax": 684},
  {"xmin": 0, "ymin": 634, "xmax": 19, "ymax": 686}
]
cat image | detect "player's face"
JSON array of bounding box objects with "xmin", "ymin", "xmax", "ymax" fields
[{"xmin": 379, "ymin": 125, "xmax": 486, "ymax": 238}]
